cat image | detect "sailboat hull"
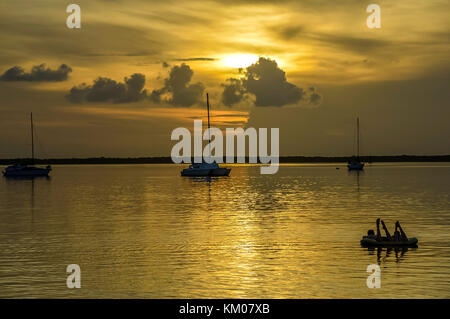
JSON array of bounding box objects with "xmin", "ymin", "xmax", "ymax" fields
[
  {"xmin": 347, "ymin": 162, "xmax": 364, "ymax": 170},
  {"xmin": 181, "ymin": 167, "xmax": 231, "ymax": 177},
  {"xmin": 3, "ymin": 166, "xmax": 51, "ymax": 177}
]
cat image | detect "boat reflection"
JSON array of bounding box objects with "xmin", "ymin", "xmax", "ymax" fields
[
  {"xmin": 365, "ymin": 246, "xmax": 417, "ymax": 264},
  {"xmin": 348, "ymin": 169, "xmax": 363, "ymax": 194},
  {"xmin": 3, "ymin": 174, "xmax": 50, "ymax": 181}
]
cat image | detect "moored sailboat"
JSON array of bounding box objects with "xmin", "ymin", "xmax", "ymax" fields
[
  {"xmin": 181, "ymin": 93, "xmax": 231, "ymax": 177},
  {"xmin": 3, "ymin": 113, "xmax": 51, "ymax": 177},
  {"xmin": 348, "ymin": 117, "xmax": 364, "ymax": 171}
]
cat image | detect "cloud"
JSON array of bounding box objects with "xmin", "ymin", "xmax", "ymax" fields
[
  {"xmin": 221, "ymin": 78, "xmax": 246, "ymax": 106},
  {"xmin": 307, "ymin": 87, "xmax": 322, "ymax": 105},
  {"xmin": 314, "ymin": 33, "xmax": 391, "ymax": 55},
  {"xmin": 0, "ymin": 64, "xmax": 72, "ymax": 82},
  {"xmin": 221, "ymin": 57, "xmax": 321, "ymax": 107},
  {"xmin": 67, "ymin": 73, "xmax": 147, "ymax": 104},
  {"xmin": 83, "ymin": 51, "xmax": 155, "ymax": 57},
  {"xmin": 270, "ymin": 24, "xmax": 391, "ymax": 55},
  {"xmin": 151, "ymin": 63, "xmax": 204, "ymax": 107},
  {"xmin": 174, "ymin": 57, "xmax": 216, "ymax": 62},
  {"xmin": 271, "ymin": 25, "xmax": 304, "ymax": 41}
]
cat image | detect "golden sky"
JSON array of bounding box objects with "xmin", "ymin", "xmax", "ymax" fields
[{"xmin": 0, "ymin": 0, "xmax": 449, "ymax": 157}]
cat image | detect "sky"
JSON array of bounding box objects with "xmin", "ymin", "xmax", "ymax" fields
[{"xmin": 0, "ymin": 0, "xmax": 449, "ymax": 158}]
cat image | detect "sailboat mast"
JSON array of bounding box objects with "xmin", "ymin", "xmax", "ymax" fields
[
  {"xmin": 356, "ymin": 117, "xmax": 360, "ymax": 160},
  {"xmin": 30, "ymin": 112, "xmax": 35, "ymax": 165},
  {"xmin": 206, "ymin": 93, "xmax": 212, "ymax": 161},
  {"xmin": 206, "ymin": 93, "xmax": 211, "ymax": 143}
]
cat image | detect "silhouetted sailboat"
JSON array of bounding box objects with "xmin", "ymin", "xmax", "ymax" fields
[
  {"xmin": 3, "ymin": 113, "xmax": 51, "ymax": 177},
  {"xmin": 348, "ymin": 117, "xmax": 364, "ymax": 171},
  {"xmin": 181, "ymin": 93, "xmax": 231, "ymax": 177}
]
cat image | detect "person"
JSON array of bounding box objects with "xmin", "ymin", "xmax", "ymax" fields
[
  {"xmin": 395, "ymin": 221, "xmax": 408, "ymax": 241},
  {"xmin": 374, "ymin": 218, "xmax": 392, "ymax": 241},
  {"xmin": 372, "ymin": 219, "xmax": 408, "ymax": 242},
  {"xmin": 380, "ymin": 220, "xmax": 392, "ymax": 241},
  {"xmin": 366, "ymin": 229, "xmax": 376, "ymax": 239},
  {"xmin": 375, "ymin": 218, "xmax": 382, "ymax": 241}
]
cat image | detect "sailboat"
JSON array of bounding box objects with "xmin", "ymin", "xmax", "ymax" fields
[
  {"xmin": 347, "ymin": 117, "xmax": 364, "ymax": 171},
  {"xmin": 181, "ymin": 93, "xmax": 231, "ymax": 177},
  {"xmin": 3, "ymin": 113, "xmax": 52, "ymax": 177}
]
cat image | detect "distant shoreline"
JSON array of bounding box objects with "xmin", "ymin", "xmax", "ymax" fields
[{"xmin": 1, "ymin": 155, "xmax": 449, "ymax": 165}]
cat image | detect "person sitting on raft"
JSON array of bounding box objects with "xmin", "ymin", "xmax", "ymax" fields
[
  {"xmin": 394, "ymin": 221, "xmax": 408, "ymax": 241},
  {"xmin": 365, "ymin": 219, "xmax": 408, "ymax": 242}
]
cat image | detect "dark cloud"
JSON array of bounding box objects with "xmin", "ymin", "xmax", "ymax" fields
[
  {"xmin": 221, "ymin": 78, "xmax": 246, "ymax": 106},
  {"xmin": 221, "ymin": 57, "xmax": 321, "ymax": 107},
  {"xmin": 67, "ymin": 73, "xmax": 147, "ymax": 104},
  {"xmin": 151, "ymin": 63, "xmax": 204, "ymax": 107},
  {"xmin": 308, "ymin": 87, "xmax": 322, "ymax": 105},
  {"xmin": 244, "ymin": 58, "xmax": 303, "ymax": 106},
  {"xmin": 0, "ymin": 64, "xmax": 72, "ymax": 82},
  {"xmin": 315, "ymin": 33, "xmax": 390, "ymax": 54},
  {"xmin": 83, "ymin": 51, "xmax": 155, "ymax": 57},
  {"xmin": 271, "ymin": 25, "xmax": 391, "ymax": 55},
  {"xmin": 272, "ymin": 25, "xmax": 304, "ymax": 41},
  {"xmin": 174, "ymin": 58, "xmax": 216, "ymax": 62}
]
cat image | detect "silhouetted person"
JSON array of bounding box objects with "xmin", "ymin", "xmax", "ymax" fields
[
  {"xmin": 376, "ymin": 218, "xmax": 382, "ymax": 241},
  {"xmin": 395, "ymin": 221, "xmax": 408, "ymax": 241},
  {"xmin": 366, "ymin": 229, "xmax": 376, "ymax": 239},
  {"xmin": 374, "ymin": 219, "xmax": 409, "ymax": 242},
  {"xmin": 381, "ymin": 220, "xmax": 392, "ymax": 241},
  {"xmin": 374, "ymin": 218, "xmax": 393, "ymax": 241}
]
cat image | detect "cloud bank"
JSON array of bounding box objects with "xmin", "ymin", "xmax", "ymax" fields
[
  {"xmin": 151, "ymin": 63, "xmax": 204, "ymax": 107},
  {"xmin": 0, "ymin": 64, "xmax": 72, "ymax": 82},
  {"xmin": 221, "ymin": 57, "xmax": 321, "ymax": 107},
  {"xmin": 67, "ymin": 63, "xmax": 204, "ymax": 106},
  {"xmin": 67, "ymin": 73, "xmax": 147, "ymax": 104}
]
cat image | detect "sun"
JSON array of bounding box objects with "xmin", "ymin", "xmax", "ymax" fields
[{"xmin": 222, "ymin": 54, "xmax": 259, "ymax": 68}]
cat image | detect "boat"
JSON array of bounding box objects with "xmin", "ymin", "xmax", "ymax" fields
[
  {"xmin": 348, "ymin": 117, "xmax": 364, "ymax": 171},
  {"xmin": 348, "ymin": 160, "xmax": 364, "ymax": 171},
  {"xmin": 181, "ymin": 162, "xmax": 231, "ymax": 177},
  {"xmin": 181, "ymin": 93, "xmax": 231, "ymax": 177},
  {"xmin": 2, "ymin": 113, "xmax": 52, "ymax": 178},
  {"xmin": 360, "ymin": 237, "xmax": 418, "ymax": 247}
]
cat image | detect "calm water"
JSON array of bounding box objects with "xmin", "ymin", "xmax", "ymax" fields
[{"xmin": 0, "ymin": 163, "xmax": 449, "ymax": 298}]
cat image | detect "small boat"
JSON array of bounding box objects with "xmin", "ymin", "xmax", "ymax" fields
[
  {"xmin": 348, "ymin": 117, "xmax": 364, "ymax": 171},
  {"xmin": 3, "ymin": 163, "xmax": 51, "ymax": 177},
  {"xmin": 180, "ymin": 93, "xmax": 231, "ymax": 177},
  {"xmin": 3, "ymin": 113, "xmax": 52, "ymax": 178},
  {"xmin": 181, "ymin": 162, "xmax": 231, "ymax": 177},
  {"xmin": 348, "ymin": 161, "xmax": 364, "ymax": 170},
  {"xmin": 360, "ymin": 237, "xmax": 418, "ymax": 247}
]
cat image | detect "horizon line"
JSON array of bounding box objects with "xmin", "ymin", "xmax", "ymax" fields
[{"xmin": 1, "ymin": 155, "xmax": 449, "ymax": 165}]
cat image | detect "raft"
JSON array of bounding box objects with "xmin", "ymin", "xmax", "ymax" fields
[{"xmin": 360, "ymin": 237, "xmax": 418, "ymax": 247}]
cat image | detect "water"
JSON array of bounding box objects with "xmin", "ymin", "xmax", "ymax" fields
[{"xmin": 0, "ymin": 163, "xmax": 449, "ymax": 298}]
